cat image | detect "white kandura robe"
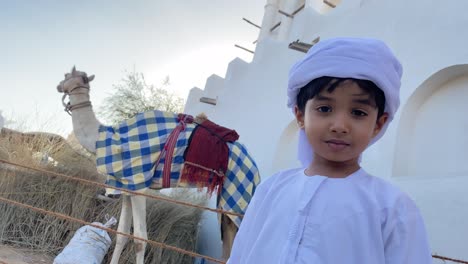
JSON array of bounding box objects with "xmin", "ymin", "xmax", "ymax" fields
[{"xmin": 228, "ymin": 168, "xmax": 432, "ymax": 264}]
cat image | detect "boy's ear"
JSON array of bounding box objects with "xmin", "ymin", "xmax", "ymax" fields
[
  {"xmin": 373, "ymin": 112, "xmax": 389, "ymax": 138},
  {"xmin": 294, "ymin": 105, "xmax": 305, "ymax": 129}
]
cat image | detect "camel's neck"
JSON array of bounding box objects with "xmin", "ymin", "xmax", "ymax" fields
[{"xmin": 68, "ymin": 91, "xmax": 101, "ymax": 153}]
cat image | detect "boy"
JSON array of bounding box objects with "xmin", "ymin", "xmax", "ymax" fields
[{"xmin": 227, "ymin": 38, "xmax": 432, "ymax": 263}]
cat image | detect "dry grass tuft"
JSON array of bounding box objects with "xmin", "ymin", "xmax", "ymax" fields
[{"xmin": 0, "ymin": 129, "xmax": 207, "ymax": 263}]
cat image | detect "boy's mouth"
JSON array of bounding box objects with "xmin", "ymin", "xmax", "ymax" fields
[{"xmin": 325, "ymin": 139, "xmax": 350, "ymax": 150}]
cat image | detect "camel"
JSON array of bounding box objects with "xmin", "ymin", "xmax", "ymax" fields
[{"xmin": 56, "ymin": 67, "xmax": 260, "ymax": 264}]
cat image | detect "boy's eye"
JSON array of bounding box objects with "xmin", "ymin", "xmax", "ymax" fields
[
  {"xmin": 316, "ymin": 106, "xmax": 332, "ymax": 113},
  {"xmin": 352, "ymin": 109, "xmax": 368, "ymax": 116}
]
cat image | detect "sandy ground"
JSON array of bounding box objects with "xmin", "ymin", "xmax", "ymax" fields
[{"xmin": 0, "ymin": 245, "xmax": 54, "ymax": 264}]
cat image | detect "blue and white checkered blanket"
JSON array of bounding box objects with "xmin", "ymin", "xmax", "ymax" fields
[{"xmin": 95, "ymin": 110, "xmax": 260, "ymax": 226}]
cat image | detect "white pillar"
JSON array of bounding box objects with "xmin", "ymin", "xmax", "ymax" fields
[
  {"xmin": 258, "ymin": 0, "xmax": 280, "ymax": 41},
  {"xmin": 277, "ymin": 0, "xmax": 301, "ymax": 40}
]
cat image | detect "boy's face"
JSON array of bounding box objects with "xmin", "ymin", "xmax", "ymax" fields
[{"xmin": 294, "ymin": 80, "xmax": 388, "ymax": 164}]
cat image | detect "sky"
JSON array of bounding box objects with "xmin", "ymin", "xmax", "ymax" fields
[{"xmin": 1, "ymin": 1, "xmax": 265, "ymax": 135}]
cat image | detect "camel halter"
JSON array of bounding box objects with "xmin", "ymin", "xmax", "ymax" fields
[{"xmin": 61, "ymin": 83, "xmax": 92, "ymax": 115}]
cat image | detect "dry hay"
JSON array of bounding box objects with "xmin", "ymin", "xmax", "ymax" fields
[{"xmin": 0, "ymin": 130, "xmax": 208, "ymax": 263}]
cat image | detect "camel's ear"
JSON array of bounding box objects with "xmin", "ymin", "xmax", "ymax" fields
[
  {"xmin": 88, "ymin": 75, "xmax": 95, "ymax": 82},
  {"xmin": 72, "ymin": 66, "xmax": 76, "ymax": 75}
]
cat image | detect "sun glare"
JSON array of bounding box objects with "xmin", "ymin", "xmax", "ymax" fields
[{"xmin": 145, "ymin": 44, "xmax": 254, "ymax": 100}]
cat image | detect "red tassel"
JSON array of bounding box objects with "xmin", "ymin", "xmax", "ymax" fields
[{"xmin": 181, "ymin": 164, "xmax": 224, "ymax": 196}]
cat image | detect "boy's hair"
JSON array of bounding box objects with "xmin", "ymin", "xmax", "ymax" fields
[{"xmin": 296, "ymin": 76, "xmax": 386, "ymax": 119}]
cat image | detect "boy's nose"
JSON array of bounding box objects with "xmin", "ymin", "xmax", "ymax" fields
[{"xmin": 329, "ymin": 114, "xmax": 350, "ymax": 134}]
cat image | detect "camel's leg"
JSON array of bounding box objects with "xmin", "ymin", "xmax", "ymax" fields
[
  {"xmin": 221, "ymin": 214, "xmax": 239, "ymax": 260},
  {"xmin": 131, "ymin": 194, "xmax": 147, "ymax": 264},
  {"xmin": 110, "ymin": 195, "xmax": 132, "ymax": 264}
]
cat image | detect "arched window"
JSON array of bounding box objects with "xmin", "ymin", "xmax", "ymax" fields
[
  {"xmin": 271, "ymin": 120, "xmax": 301, "ymax": 172},
  {"xmin": 393, "ymin": 65, "xmax": 468, "ymax": 177}
]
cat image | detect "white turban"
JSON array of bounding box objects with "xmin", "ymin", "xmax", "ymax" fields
[{"xmin": 287, "ymin": 37, "xmax": 403, "ymax": 167}]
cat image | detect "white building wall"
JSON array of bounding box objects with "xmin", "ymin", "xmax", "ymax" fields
[{"xmin": 186, "ymin": 0, "xmax": 468, "ymax": 262}]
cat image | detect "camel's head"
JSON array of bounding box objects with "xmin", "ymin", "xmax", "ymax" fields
[{"xmin": 57, "ymin": 66, "xmax": 95, "ymax": 94}]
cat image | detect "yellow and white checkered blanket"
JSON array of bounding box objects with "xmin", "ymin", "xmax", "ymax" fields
[{"xmin": 95, "ymin": 110, "xmax": 260, "ymax": 226}]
